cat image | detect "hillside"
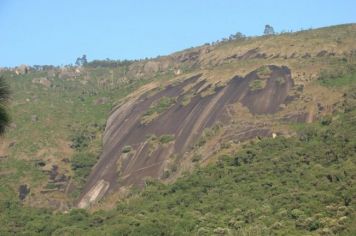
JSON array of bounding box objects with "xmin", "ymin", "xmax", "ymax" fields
[
  {"xmin": 1, "ymin": 88, "xmax": 355, "ymax": 235},
  {"xmin": 78, "ymin": 24, "xmax": 356, "ymax": 208},
  {"xmin": 0, "ymin": 24, "xmax": 355, "ymax": 235}
]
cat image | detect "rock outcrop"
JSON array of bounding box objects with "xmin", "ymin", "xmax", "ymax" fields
[{"xmin": 78, "ymin": 65, "xmax": 294, "ymax": 208}]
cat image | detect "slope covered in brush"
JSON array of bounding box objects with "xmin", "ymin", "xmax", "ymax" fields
[{"xmin": 0, "ymin": 86, "xmax": 355, "ymax": 235}]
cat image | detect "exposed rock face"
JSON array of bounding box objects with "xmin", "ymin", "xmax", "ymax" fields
[
  {"xmin": 77, "ymin": 65, "xmax": 293, "ymax": 208},
  {"xmin": 143, "ymin": 61, "xmax": 160, "ymax": 74}
]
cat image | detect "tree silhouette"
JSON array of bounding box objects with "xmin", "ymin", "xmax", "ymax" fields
[
  {"xmin": 264, "ymin": 25, "xmax": 275, "ymax": 35},
  {"xmin": 75, "ymin": 55, "xmax": 88, "ymax": 66}
]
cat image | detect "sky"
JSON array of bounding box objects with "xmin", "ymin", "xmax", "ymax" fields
[{"xmin": 0, "ymin": 0, "xmax": 355, "ymax": 67}]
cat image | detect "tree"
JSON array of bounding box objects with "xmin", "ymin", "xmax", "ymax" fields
[
  {"xmin": 264, "ymin": 24, "xmax": 275, "ymax": 35},
  {"xmin": 0, "ymin": 76, "xmax": 10, "ymax": 134},
  {"xmin": 75, "ymin": 55, "xmax": 88, "ymax": 66},
  {"xmin": 81, "ymin": 54, "xmax": 87, "ymax": 65},
  {"xmin": 229, "ymin": 32, "xmax": 246, "ymax": 41}
]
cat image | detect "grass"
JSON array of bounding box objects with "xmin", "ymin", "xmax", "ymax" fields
[
  {"xmin": 0, "ymin": 68, "xmax": 154, "ymax": 206},
  {"xmin": 141, "ymin": 96, "xmax": 175, "ymax": 124},
  {"xmin": 180, "ymin": 93, "xmax": 194, "ymax": 106},
  {"xmin": 249, "ymin": 79, "xmax": 267, "ymax": 91},
  {"xmin": 318, "ymin": 72, "xmax": 356, "ymax": 87},
  {"xmin": 256, "ymin": 66, "xmax": 271, "ymax": 78},
  {"xmin": 274, "ymin": 77, "xmax": 286, "ymax": 85}
]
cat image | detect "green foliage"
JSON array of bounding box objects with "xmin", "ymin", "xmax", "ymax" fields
[
  {"xmin": 141, "ymin": 96, "xmax": 176, "ymax": 124},
  {"xmin": 70, "ymin": 131, "xmax": 95, "ymax": 151},
  {"xmin": 145, "ymin": 96, "xmax": 175, "ymax": 116},
  {"xmin": 256, "ymin": 65, "xmax": 271, "ymax": 77},
  {"xmin": 0, "ymin": 100, "xmax": 355, "ymax": 235},
  {"xmin": 264, "ymin": 24, "xmax": 275, "ymax": 35},
  {"xmin": 192, "ymin": 154, "xmax": 202, "ymax": 162},
  {"xmin": 0, "ymin": 67, "xmax": 153, "ymax": 206},
  {"xmin": 274, "ymin": 77, "xmax": 286, "ymax": 85},
  {"xmin": 122, "ymin": 145, "xmax": 132, "ymax": 153},
  {"xmin": 195, "ymin": 123, "xmax": 222, "ymax": 148},
  {"xmin": 249, "ymin": 79, "xmax": 266, "ymax": 91},
  {"xmin": 318, "ymin": 67, "xmax": 356, "ymax": 87},
  {"xmin": 180, "ymin": 93, "xmax": 193, "ymax": 106},
  {"xmin": 159, "ymin": 134, "xmax": 175, "ymax": 144},
  {"xmin": 71, "ymin": 152, "xmax": 97, "ymax": 181}
]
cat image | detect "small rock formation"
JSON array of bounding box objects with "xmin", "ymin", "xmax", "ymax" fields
[
  {"xmin": 143, "ymin": 61, "xmax": 160, "ymax": 74},
  {"xmin": 19, "ymin": 185, "xmax": 30, "ymax": 200}
]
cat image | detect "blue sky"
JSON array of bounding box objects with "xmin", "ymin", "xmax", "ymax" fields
[{"xmin": 0, "ymin": 0, "xmax": 355, "ymax": 67}]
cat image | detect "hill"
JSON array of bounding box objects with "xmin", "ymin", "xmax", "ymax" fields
[
  {"xmin": 0, "ymin": 24, "xmax": 355, "ymax": 235},
  {"xmin": 78, "ymin": 24, "xmax": 356, "ymax": 208}
]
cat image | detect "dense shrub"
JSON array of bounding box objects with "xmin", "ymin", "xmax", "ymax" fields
[{"xmin": 71, "ymin": 152, "xmax": 97, "ymax": 181}]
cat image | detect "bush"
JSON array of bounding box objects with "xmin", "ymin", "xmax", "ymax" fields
[
  {"xmin": 159, "ymin": 134, "xmax": 175, "ymax": 144},
  {"xmin": 290, "ymin": 209, "xmax": 305, "ymax": 219},
  {"xmin": 122, "ymin": 145, "xmax": 132, "ymax": 153},
  {"xmin": 70, "ymin": 130, "xmax": 96, "ymax": 151},
  {"xmin": 192, "ymin": 154, "xmax": 201, "ymax": 162},
  {"xmin": 71, "ymin": 152, "xmax": 98, "ymax": 180},
  {"xmin": 275, "ymin": 77, "xmax": 286, "ymax": 85},
  {"xmin": 249, "ymin": 80, "xmax": 266, "ymax": 91},
  {"xmin": 256, "ymin": 66, "xmax": 271, "ymax": 77}
]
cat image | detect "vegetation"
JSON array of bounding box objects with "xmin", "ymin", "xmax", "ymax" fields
[
  {"xmin": 122, "ymin": 145, "xmax": 132, "ymax": 153},
  {"xmin": 141, "ymin": 96, "xmax": 175, "ymax": 124},
  {"xmin": 195, "ymin": 123, "xmax": 222, "ymax": 148},
  {"xmin": 71, "ymin": 152, "xmax": 97, "ymax": 182},
  {"xmin": 264, "ymin": 24, "xmax": 275, "ymax": 35},
  {"xmin": 146, "ymin": 96, "xmax": 175, "ymax": 115},
  {"xmin": 0, "ymin": 76, "xmax": 10, "ymax": 134},
  {"xmin": 249, "ymin": 79, "xmax": 267, "ymax": 91},
  {"xmin": 159, "ymin": 134, "xmax": 175, "ymax": 144},
  {"xmin": 256, "ymin": 66, "xmax": 272, "ymax": 78},
  {"xmin": 75, "ymin": 55, "xmax": 88, "ymax": 67},
  {"xmin": 0, "ymin": 67, "xmax": 153, "ymax": 208},
  {"xmin": 180, "ymin": 93, "xmax": 194, "ymax": 106},
  {"xmin": 318, "ymin": 70, "xmax": 356, "ymax": 87},
  {"xmin": 0, "ymin": 23, "xmax": 356, "ymax": 235},
  {"xmin": 85, "ymin": 59, "xmax": 134, "ymax": 68},
  {"xmin": 275, "ymin": 77, "xmax": 286, "ymax": 85},
  {"xmin": 0, "ymin": 95, "xmax": 355, "ymax": 235}
]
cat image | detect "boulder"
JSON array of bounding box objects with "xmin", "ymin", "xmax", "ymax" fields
[{"xmin": 143, "ymin": 61, "xmax": 160, "ymax": 74}]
